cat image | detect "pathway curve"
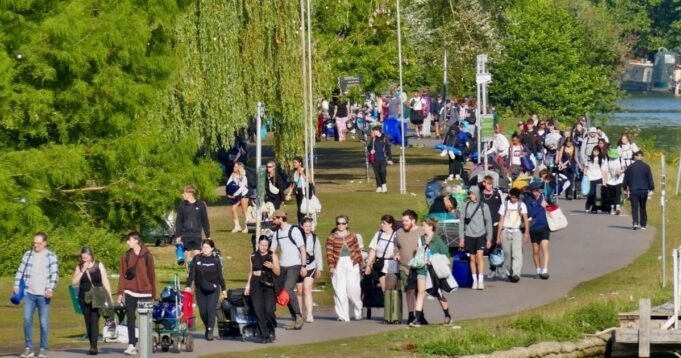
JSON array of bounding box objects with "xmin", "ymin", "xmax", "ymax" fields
[{"xmin": 51, "ymin": 199, "xmax": 653, "ymax": 357}]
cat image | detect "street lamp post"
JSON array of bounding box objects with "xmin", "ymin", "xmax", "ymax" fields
[{"xmin": 396, "ymin": 0, "xmax": 406, "ymax": 194}]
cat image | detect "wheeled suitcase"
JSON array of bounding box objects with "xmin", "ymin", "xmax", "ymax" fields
[
  {"xmin": 594, "ymin": 183, "xmax": 604, "ymax": 212},
  {"xmin": 361, "ymin": 274, "xmax": 384, "ymax": 319},
  {"xmin": 383, "ymin": 289, "xmax": 402, "ymax": 324},
  {"xmin": 452, "ymin": 250, "xmax": 474, "ymax": 288}
]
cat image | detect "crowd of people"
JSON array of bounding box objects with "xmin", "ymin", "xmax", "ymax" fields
[{"xmin": 11, "ymin": 88, "xmax": 658, "ymax": 357}]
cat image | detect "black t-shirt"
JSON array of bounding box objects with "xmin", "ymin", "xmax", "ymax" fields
[
  {"xmin": 481, "ymin": 190, "xmax": 503, "ymax": 223},
  {"xmin": 336, "ymin": 104, "xmax": 348, "ymax": 118},
  {"xmin": 78, "ymin": 261, "xmax": 103, "ymax": 299}
]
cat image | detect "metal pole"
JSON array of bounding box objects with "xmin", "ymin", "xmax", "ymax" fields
[
  {"xmin": 256, "ymin": 102, "xmax": 263, "ymax": 239},
  {"xmin": 299, "ymin": 0, "xmax": 311, "ymax": 218},
  {"xmin": 674, "ymin": 248, "xmax": 679, "ymax": 328},
  {"xmin": 306, "ymin": 0, "xmax": 315, "ymax": 185},
  {"xmin": 674, "ymin": 153, "xmax": 681, "ymax": 197},
  {"xmin": 662, "ymin": 155, "xmax": 667, "ymax": 287},
  {"xmin": 396, "ymin": 0, "xmax": 406, "ymax": 194},
  {"xmin": 137, "ymin": 301, "xmax": 153, "ymax": 358}
]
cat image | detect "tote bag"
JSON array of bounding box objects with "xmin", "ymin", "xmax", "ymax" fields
[
  {"xmin": 546, "ymin": 205, "xmax": 568, "ymax": 231},
  {"xmin": 581, "ymin": 174, "xmax": 590, "ymax": 196}
]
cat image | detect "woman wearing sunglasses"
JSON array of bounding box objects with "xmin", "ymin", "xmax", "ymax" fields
[{"xmin": 326, "ymin": 215, "xmax": 364, "ymax": 321}]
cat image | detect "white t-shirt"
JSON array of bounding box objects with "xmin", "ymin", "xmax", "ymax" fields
[
  {"xmin": 510, "ymin": 144, "xmax": 524, "ymax": 165},
  {"xmin": 271, "ymin": 224, "xmax": 305, "ymax": 267},
  {"xmin": 368, "ymin": 231, "xmax": 399, "ymax": 274},
  {"xmin": 498, "ymin": 200, "xmax": 528, "ymax": 230},
  {"xmin": 411, "ymin": 97, "xmax": 425, "ymax": 111}
]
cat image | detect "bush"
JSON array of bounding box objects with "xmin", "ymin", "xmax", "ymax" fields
[{"xmin": 0, "ymin": 225, "xmax": 126, "ymax": 277}]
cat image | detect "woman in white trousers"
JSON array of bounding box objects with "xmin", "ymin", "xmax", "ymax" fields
[{"xmin": 326, "ymin": 215, "xmax": 364, "ymax": 321}]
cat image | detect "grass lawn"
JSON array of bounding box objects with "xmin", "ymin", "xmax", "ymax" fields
[{"xmin": 0, "ymin": 137, "xmax": 448, "ymax": 353}]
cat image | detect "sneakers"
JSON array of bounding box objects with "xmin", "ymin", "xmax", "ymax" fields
[
  {"xmin": 446, "ymin": 175, "xmax": 454, "ymax": 181},
  {"xmin": 633, "ymin": 224, "xmax": 639, "ymax": 231},
  {"xmin": 37, "ymin": 350, "xmax": 47, "ymax": 358},
  {"xmin": 472, "ymin": 281, "xmax": 478, "ymax": 290},
  {"xmin": 376, "ymin": 187, "xmax": 382, "ymax": 192},
  {"xmin": 286, "ymin": 315, "xmax": 304, "ymax": 330},
  {"xmin": 241, "ymin": 227, "xmax": 249, "ymax": 234},
  {"xmin": 477, "ymin": 280, "xmax": 484, "ymax": 290},
  {"xmin": 540, "ymin": 273, "xmax": 550, "ymax": 280},
  {"xmin": 408, "ymin": 321, "xmax": 422, "ymax": 328},
  {"xmin": 443, "ymin": 316, "xmax": 452, "ymax": 325},
  {"xmin": 206, "ymin": 328, "xmax": 214, "ymax": 341},
  {"xmin": 382, "ymin": 184, "xmax": 387, "ymax": 192},
  {"xmin": 231, "ymin": 225, "xmax": 242, "ymax": 233},
  {"xmin": 509, "ymin": 275, "xmax": 520, "ymax": 283},
  {"xmin": 20, "ymin": 348, "xmax": 35, "ymax": 358},
  {"xmin": 439, "ymin": 150, "xmax": 448, "ymax": 157},
  {"xmin": 641, "ymin": 226, "xmax": 647, "ymax": 230},
  {"xmin": 123, "ymin": 345, "xmax": 137, "ymax": 355},
  {"xmin": 448, "ymin": 151, "xmax": 456, "ymax": 160}
]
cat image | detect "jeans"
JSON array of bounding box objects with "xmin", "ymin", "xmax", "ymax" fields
[
  {"xmin": 630, "ymin": 191, "xmax": 648, "ymax": 227},
  {"xmin": 372, "ymin": 160, "xmax": 387, "ymax": 187},
  {"xmin": 24, "ymin": 292, "xmax": 50, "ymax": 351},
  {"xmin": 281, "ymin": 266, "xmax": 302, "ymax": 318}
]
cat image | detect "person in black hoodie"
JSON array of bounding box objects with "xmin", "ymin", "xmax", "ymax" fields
[
  {"xmin": 185, "ymin": 240, "xmax": 226, "ymax": 341},
  {"xmin": 265, "ymin": 161, "xmax": 287, "ymax": 209},
  {"xmin": 367, "ymin": 126, "xmax": 392, "ymax": 193},
  {"xmin": 175, "ymin": 185, "xmax": 211, "ymax": 268},
  {"xmin": 623, "ymin": 150, "xmax": 654, "ymax": 230}
]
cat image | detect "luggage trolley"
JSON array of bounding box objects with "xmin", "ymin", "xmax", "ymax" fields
[{"xmin": 151, "ymin": 274, "xmax": 195, "ymax": 353}]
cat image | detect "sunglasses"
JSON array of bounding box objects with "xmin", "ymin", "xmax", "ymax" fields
[{"xmin": 336, "ymin": 222, "xmax": 347, "ymax": 225}]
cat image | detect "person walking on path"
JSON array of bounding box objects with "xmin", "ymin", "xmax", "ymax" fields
[
  {"xmin": 297, "ymin": 217, "xmax": 323, "ymax": 323},
  {"xmin": 458, "ymin": 186, "xmax": 493, "ymax": 290},
  {"xmin": 285, "ymin": 156, "xmax": 311, "ymax": 224},
  {"xmin": 332, "ymin": 96, "xmax": 350, "ymax": 142},
  {"xmin": 117, "ymin": 232, "xmax": 156, "ymax": 356},
  {"xmin": 413, "ymin": 218, "xmax": 452, "ymax": 326},
  {"xmin": 409, "ymin": 91, "xmax": 426, "ymax": 138},
  {"xmin": 607, "ymin": 149, "xmax": 626, "ymax": 215},
  {"xmin": 175, "ymin": 185, "xmax": 211, "ymax": 268},
  {"xmin": 326, "ymin": 215, "xmax": 364, "ymax": 322},
  {"xmin": 583, "ymin": 146, "xmax": 609, "ymax": 213},
  {"xmin": 480, "ymin": 177, "xmax": 504, "ymax": 278},
  {"xmin": 526, "ymin": 182, "xmax": 552, "ymax": 279},
  {"xmin": 623, "ymin": 150, "xmax": 654, "ymax": 230},
  {"xmin": 245, "ymin": 236, "xmax": 280, "ymax": 343},
  {"xmin": 394, "ymin": 209, "xmax": 426, "ymax": 325},
  {"xmin": 367, "ymin": 126, "xmax": 392, "ymax": 193},
  {"xmin": 226, "ymin": 162, "xmax": 250, "ymax": 233},
  {"xmin": 496, "ymin": 188, "xmax": 529, "ymax": 283},
  {"xmin": 365, "ymin": 215, "xmax": 399, "ymax": 291},
  {"xmin": 617, "ymin": 133, "xmax": 640, "ymax": 170},
  {"xmin": 265, "ymin": 161, "xmax": 287, "ymax": 210},
  {"xmin": 270, "ymin": 209, "xmax": 306, "ymax": 329},
  {"xmin": 15, "ymin": 232, "xmax": 59, "ymax": 358},
  {"xmin": 71, "ymin": 247, "xmax": 113, "ymax": 355},
  {"xmin": 185, "ymin": 240, "xmax": 226, "ymax": 341}
]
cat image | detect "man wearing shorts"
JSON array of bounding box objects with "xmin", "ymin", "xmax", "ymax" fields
[
  {"xmin": 526, "ymin": 182, "xmax": 551, "ymax": 279},
  {"xmin": 393, "ymin": 209, "xmax": 425, "ymax": 325},
  {"xmin": 175, "ymin": 185, "xmax": 211, "ymax": 269},
  {"xmin": 458, "ymin": 186, "xmax": 493, "ymax": 290},
  {"xmin": 496, "ymin": 188, "xmax": 529, "ymax": 282}
]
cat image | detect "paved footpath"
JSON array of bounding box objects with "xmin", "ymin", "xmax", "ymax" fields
[{"xmin": 46, "ymin": 198, "xmax": 653, "ymax": 357}]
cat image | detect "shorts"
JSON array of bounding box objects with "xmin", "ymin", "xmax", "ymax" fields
[
  {"xmin": 297, "ymin": 268, "xmax": 317, "ymax": 283},
  {"xmin": 530, "ymin": 227, "xmax": 550, "ymax": 244},
  {"xmin": 182, "ymin": 237, "xmax": 201, "ymax": 251},
  {"xmin": 464, "ymin": 235, "xmax": 487, "ymax": 254},
  {"xmin": 410, "ymin": 111, "xmax": 424, "ymax": 125},
  {"xmin": 402, "ymin": 267, "xmax": 426, "ymax": 290}
]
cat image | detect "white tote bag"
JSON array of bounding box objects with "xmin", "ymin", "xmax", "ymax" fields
[
  {"xmin": 300, "ymin": 194, "xmax": 322, "ymax": 214},
  {"xmin": 546, "ymin": 205, "xmax": 568, "ymax": 231}
]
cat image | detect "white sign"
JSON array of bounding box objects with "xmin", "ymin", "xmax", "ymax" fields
[{"xmin": 476, "ymin": 73, "xmax": 492, "ymax": 84}]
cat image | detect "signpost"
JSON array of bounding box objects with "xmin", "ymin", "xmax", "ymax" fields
[
  {"xmin": 396, "ymin": 0, "xmax": 406, "ymax": 195},
  {"xmin": 339, "ymin": 75, "xmax": 364, "ymax": 94},
  {"xmin": 255, "ymin": 102, "xmax": 265, "ymax": 239},
  {"xmin": 476, "ymin": 55, "xmax": 491, "ymax": 173},
  {"xmin": 662, "ymin": 155, "xmax": 667, "ymax": 287}
]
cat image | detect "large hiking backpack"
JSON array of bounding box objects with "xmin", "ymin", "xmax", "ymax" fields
[{"xmin": 425, "ymin": 179, "xmax": 444, "ymax": 206}]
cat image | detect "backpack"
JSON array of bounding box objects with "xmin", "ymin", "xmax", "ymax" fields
[{"xmin": 275, "ymin": 225, "xmax": 304, "ymax": 250}]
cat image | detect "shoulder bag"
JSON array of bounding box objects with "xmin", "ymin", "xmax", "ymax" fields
[
  {"xmin": 83, "ymin": 262, "xmax": 111, "ymax": 310},
  {"xmin": 372, "ymin": 231, "xmax": 396, "ymax": 273}
]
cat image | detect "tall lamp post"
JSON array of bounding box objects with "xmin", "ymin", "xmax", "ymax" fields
[{"xmin": 396, "ymin": 0, "xmax": 406, "ymax": 194}]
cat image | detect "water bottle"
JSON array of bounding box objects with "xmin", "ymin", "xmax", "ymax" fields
[{"xmin": 176, "ymin": 244, "xmax": 185, "ymax": 266}]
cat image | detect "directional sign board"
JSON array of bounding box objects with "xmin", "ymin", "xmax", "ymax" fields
[
  {"xmin": 339, "ymin": 75, "xmax": 363, "ymax": 94},
  {"xmin": 476, "ymin": 73, "xmax": 492, "ymax": 85},
  {"xmin": 480, "ymin": 114, "xmax": 495, "ymax": 142}
]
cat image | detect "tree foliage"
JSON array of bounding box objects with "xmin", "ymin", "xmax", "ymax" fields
[
  {"xmin": 490, "ymin": 0, "xmax": 626, "ymax": 123},
  {"xmin": 0, "ymin": 0, "xmax": 221, "ymax": 274}
]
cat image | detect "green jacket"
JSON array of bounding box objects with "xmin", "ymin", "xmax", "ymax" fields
[{"xmin": 427, "ymin": 235, "xmax": 449, "ymax": 257}]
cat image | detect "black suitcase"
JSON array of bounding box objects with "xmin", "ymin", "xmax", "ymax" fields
[{"xmin": 361, "ymin": 274, "xmax": 384, "ymax": 319}]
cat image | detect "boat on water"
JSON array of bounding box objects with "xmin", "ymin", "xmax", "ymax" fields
[
  {"xmin": 621, "ymin": 48, "xmax": 680, "ymax": 95},
  {"xmin": 621, "ymin": 60, "xmax": 653, "ymax": 92}
]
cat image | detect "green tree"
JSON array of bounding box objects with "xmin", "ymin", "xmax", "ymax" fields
[
  {"xmin": 490, "ymin": 0, "xmax": 625, "ymax": 123},
  {"xmin": 0, "ymin": 0, "xmax": 221, "ymax": 274}
]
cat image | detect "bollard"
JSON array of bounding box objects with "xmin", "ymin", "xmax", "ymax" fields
[{"xmin": 137, "ymin": 300, "xmax": 154, "ymax": 358}]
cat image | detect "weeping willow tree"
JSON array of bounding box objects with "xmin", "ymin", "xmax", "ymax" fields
[{"xmin": 164, "ymin": 0, "xmax": 304, "ymax": 164}]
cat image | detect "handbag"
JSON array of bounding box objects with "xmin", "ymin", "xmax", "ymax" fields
[
  {"xmin": 408, "ymin": 237, "xmax": 427, "ymax": 269},
  {"xmin": 300, "ymin": 194, "xmax": 322, "ymax": 214},
  {"xmin": 581, "ymin": 174, "xmax": 590, "ymax": 196},
  {"xmin": 546, "ymin": 205, "xmax": 568, "ymax": 231},
  {"xmin": 199, "ymin": 277, "xmax": 218, "ymax": 293},
  {"xmin": 373, "ymin": 231, "xmax": 395, "ymax": 273},
  {"xmin": 276, "ymin": 288, "xmax": 289, "ymax": 307},
  {"xmin": 83, "ymin": 265, "xmax": 111, "ymax": 310},
  {"xmin": 10, "ymin": 251, "xmax": 32, "ymax": 305}
]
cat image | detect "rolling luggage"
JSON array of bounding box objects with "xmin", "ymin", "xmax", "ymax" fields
[
  {"xmin": 383, "ymin": 289, "xmax": 402, "ymax": 324},
  {"xmin": 217, "ymin": 292, "xmax": 257, "ymax": 340},
  {"xmin": 594, "ymin": 183, "xmax": 604, "ymax": 211},
  {"xmin": 452, "ymin": 250, "xmax": 473, "ymax": 288},
  {"xmin": 361, "ymin": 274, "xmax": 384, "ymax": 320}
]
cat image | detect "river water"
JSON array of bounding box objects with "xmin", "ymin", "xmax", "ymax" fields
[{"xmin": 604, "ymin": 92, "xmax": 681, "ymax": 153}]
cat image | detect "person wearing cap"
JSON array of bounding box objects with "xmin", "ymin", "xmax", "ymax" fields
[
  {"xmin": 458, "ymin": 186, "xmax": 493, "ymax": 290},
  {"xmin": 525, "ymin": 182, "xmax": 551, "ymax": 279},
  {"xmin": 269, "ymin": 209, "xmax": 307, "ymax": 329},
  {"xmin": 623, "ymin": 151, "xmax": 654, "ymax": 230},
  {"xmin": 607, "ymin": 149, "xmax": 626, "ymax": 215}
]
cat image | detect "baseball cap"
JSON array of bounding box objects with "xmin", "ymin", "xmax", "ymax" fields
[
  {"xmin": 272, "ymin": 209, "xmax": 287, "ymax": 218},
  {"xmin": 588, "ymin": 127, "xmax": 597, "ymax": 133}
]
